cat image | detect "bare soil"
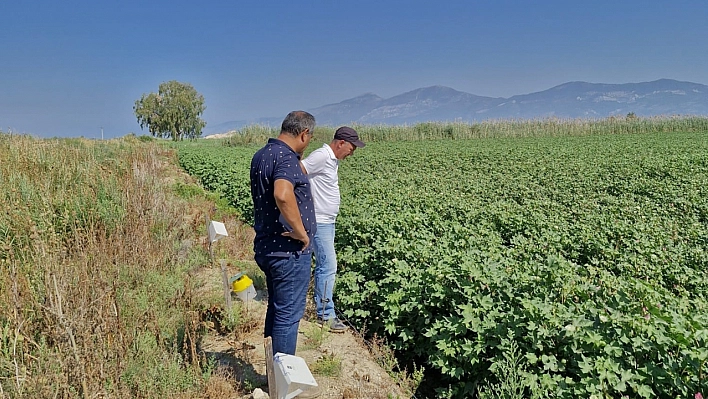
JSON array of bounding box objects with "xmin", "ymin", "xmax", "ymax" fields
[{"xmin": 193, "ymin": 260, "xmax": 412, "ymax": 399}]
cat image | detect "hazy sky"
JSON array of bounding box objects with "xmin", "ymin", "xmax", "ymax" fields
[{"xmin": 2, "ymin": 0, "xmax": 707, "ymax": 138}]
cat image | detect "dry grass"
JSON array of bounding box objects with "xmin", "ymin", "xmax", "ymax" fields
[{"xmin": 0, "ymin": 133, "xmax": 251, "ymax": 398}]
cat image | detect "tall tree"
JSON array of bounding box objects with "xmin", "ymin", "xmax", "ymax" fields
[{"xmin": 134, "ymin": 81, "xmax": 206, "ymax": 140}]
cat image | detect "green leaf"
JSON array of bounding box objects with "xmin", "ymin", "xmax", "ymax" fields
[{"xmin": 636, "ymin": 384, "xmax": 654, "ymax": 398}]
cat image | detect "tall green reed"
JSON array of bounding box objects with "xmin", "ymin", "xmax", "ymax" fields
[{"xmin": 218, "ymin": 116, "xmax": 708, "ymax": 146}]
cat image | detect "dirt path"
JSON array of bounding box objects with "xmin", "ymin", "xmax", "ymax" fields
[{"xmin": 194, "ymin": 259, "xmax": 411, "ymax": 399}]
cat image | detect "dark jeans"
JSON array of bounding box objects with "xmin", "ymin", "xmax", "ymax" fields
[{"xmin": 255, "ymin": 252, "xmax": 311, "ymax": 355}]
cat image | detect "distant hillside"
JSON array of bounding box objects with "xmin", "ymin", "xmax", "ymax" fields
[{"xmin": 204, "ymin": 79, "xmax": 708, "ymax": 135}]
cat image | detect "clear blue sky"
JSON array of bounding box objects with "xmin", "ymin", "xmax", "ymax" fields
[{"xmin": 2, "ymin": 0, "xmax": 707, "ymax": 138}]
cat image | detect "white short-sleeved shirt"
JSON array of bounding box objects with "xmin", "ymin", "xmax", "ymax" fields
[{"xmin": 301, "ymin": 144, "xmax": 340, "ymax": 224}]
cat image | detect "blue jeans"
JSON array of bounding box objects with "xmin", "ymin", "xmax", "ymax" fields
[
  {"xmin": 255, "ymin": 252, "xmax": 311, "ymax": 355},
  {"xmin": 313, "ymin": 223, "xmax": 337, "ymax": 320}
]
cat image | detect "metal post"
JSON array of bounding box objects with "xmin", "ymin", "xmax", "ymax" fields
[{"xmin": 320, "ymin": 281, "xmax": 330, "ymax": 332}]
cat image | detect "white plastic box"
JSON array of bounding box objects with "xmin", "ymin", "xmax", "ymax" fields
[
  {"xmin": 207, "ymin": 220, "xmax": 228, "ymax": 243},
  {"xmin": 273, "ymin": 353, "xmax": 318, "ymax": 399}
]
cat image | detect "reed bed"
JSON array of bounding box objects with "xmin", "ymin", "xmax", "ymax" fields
[{"xmin": 221, "ymin": 115, "xmax": 708, "ymax": 146}]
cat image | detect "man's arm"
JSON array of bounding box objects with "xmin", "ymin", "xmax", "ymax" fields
[{"xmin": 273, "ymin": 179, "xmax": 309, "ymax": 250}]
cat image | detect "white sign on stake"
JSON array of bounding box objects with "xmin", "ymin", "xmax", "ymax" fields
[{"xmin": 208, "ymin": 221, "xmax": 228, "ymax": 244}]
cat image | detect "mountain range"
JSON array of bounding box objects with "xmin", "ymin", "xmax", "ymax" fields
[{"xmin": 204, "ymin": 79, "xmax": 708, "ymax": 135}]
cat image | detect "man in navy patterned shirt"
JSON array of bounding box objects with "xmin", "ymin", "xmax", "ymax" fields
[{"xmin": 250, "ymin": 110, "xmax": 316, "ymax": 356}]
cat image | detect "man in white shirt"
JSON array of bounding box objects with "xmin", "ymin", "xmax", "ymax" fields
[{"xmin": 301, "ymin": 126, "xmax": 365, "ymax": 332}]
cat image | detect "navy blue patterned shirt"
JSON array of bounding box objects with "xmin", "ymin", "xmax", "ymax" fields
[{"xmin": 250, "ymin": 138, "xmax": 316, "ymax": 257}]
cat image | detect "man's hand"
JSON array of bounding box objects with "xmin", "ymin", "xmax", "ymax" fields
[{"xmin": 282, "ymin": 230, "xmax": 309, "ymax": 251}]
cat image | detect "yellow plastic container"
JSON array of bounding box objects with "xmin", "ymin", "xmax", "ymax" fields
[
  {"xmin": 231, "ymin": 273, "xmax": 256, "ymax": 302},
  {"xmin": 232, "ymin": 274, "xmax": 253, "ymax": 292}
]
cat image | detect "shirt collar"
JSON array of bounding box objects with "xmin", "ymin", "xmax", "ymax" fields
[
  {"xmin": 323, "ymin": 143, "xmax": 337, "ymax": 160},
  {"xmin": 268, "ymin": 138, "xmax": 300, "ymax": 159}
]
